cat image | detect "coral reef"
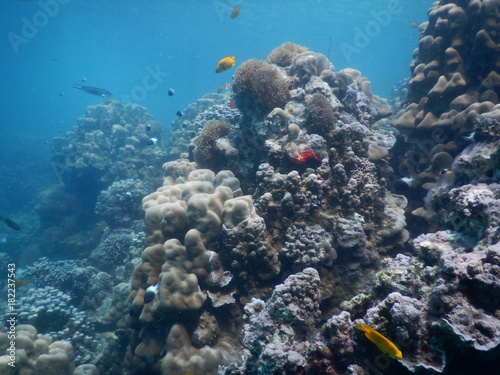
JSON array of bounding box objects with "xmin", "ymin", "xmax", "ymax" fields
[
  {"xmin": 233, "ymin": 59, "xmax": 291, "ymax": 119},
  {"xmin": 239, "ymin": 268, "xmax": 323, "ymax": 375},
  {"xmin": 192, "ymin": 120, "xmax": 231, "ymax": 169},
  {"xmin": 0, "ymin": 324, "xmax": 98, "ymax": 375},
  {"xmin": 123, "ymin": 164, "xmax": 278, "ymax": 374},
  {"xmin": 90, "ymin": 227, "xmax": 143, "ymax": 276},
  {"xmin": 38, "ymin": 102, "xmax": 166, "ymax": 257},
  {"xmin": 266, "ymin": 41, "xmax": 308, "ymax": 67},
  {"xmin": 12, "ymin": 288, "xmax": 106, "ymax": 365},
  {"xmin": 390, "ymin": 0, "xmax": 500, "ymax": 215},
  {"xmin": 52, "ymin": 102, "xmax": 165, "ymax": 186},
  {"xmin": 24, "ymin": 258, "xmax": 112, "ymax": 309},
  {"xmin": 95, "ymin": 179, "xmax": 153, "ymax": 228},
  {"xmin": 290, "ymin": 51, "xmax": 334, "ymax": 84},
  {"xmin": 28, "ymin": 5, "xmax": 500, "ymax": 371},
  {"xmin": 117, "ymin": 42, "xmax": 414, "ymax": 375}
]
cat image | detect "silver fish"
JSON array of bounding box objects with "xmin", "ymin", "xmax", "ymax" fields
[{"xmin": 73, "ymin": 84, "xmax": 112, "ymax": 97}]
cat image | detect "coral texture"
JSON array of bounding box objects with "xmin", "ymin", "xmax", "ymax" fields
[
  {"xmin": 390, "ymin": 0, "xmax": 500, "ymax": 214},
  {"xmin": 233, "ymin": 59, "xmax": 291, "ymax": 118},
  {"xmin": 266, "ymin": 42, "xmax": 308, "ymax": 67}
]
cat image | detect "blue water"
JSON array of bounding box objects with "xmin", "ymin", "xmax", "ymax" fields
[{"xmin": 0, "ymin": 0, "xmax": 433, "ymax": 218}]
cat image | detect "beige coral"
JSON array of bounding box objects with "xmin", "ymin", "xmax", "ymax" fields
[{"xmin": 161, "ymin": 324, "xmax": 221, "ymax": 375}]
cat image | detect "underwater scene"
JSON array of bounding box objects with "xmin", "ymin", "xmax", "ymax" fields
[{"xmin": 1, "ymin": 0, "xmax": 500, "ymax": 374}]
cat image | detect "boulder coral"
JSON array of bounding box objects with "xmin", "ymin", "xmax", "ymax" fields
[
  {"xmin": 290, "ymin": 51, "xmax": 334, "ymax": 84},
  {"xmin": 124, "ymin": 163, "xmax": 279, "ymax": 374},
  {"xmin": 391, "ymin": 0, "xmax": 500, "ymax": 210},
  {"xmin": 0, "ymin": 324, "xmax": 96, "ymax": 375}
]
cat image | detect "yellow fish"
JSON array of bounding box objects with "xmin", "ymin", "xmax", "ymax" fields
[
  {"xmin": 356, "ymin": 323, "xmax": 403, "ymax": 360},
  {"xmin": 216, "ymin": 55, "xmax": 235, "ymax": 73},
  {"xmin": 409, "ymin": 22, "xmax": 420, "ymax": 29}
]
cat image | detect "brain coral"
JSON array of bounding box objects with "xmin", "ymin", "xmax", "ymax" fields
[{"xmin": 233, "ymin": 59, "xmax": 291, "ymax": 118}]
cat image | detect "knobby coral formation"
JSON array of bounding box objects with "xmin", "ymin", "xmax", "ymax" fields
[
  {"xmin": 122, "ymin": 163, "xmax": 278, "ymax": 374},
  {"xmin": 0, "ymin": 324, "xmax": 98, "ymax": 375},
  {"xmin": 18, "ymin": 3, "xmax": 500, "ymax": 373},
  {"xmin": 52, "ymin": 102, "xmax": 165, "ymax": 186},
  {"xmin": 115, "ymin": 41, "xmax": 413, "ymax": 374},
  {"xmin": 391, "ymin": 0, "xmax": 500, "ymax": 219},
  {"xmin": 36, "ymin": 103, "xmax": 166, "ymax": 258}
]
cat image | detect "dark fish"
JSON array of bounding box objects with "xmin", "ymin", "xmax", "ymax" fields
[
  {"xmin": 146, "ymin": 124, "xmax": 152, "ymax": 131},
  {"xmin": 15, "ymin": 280, "xmax": 29, "ymax": 287},
  {"xmin": 144, "ymin": 283, "xmax": 160, "ymax": 303},
  {"xmin": 168, "ymin": 88, "xmax": 175, "ymax": 96},
  {"xmin": 176, "ymin": 111, "xmax": 184, "ymax": 117},
  {"xmin": 73, "ymin": 84, "xmax": 112, "ymax": 97},
  {"xmin": 0, "ymin": 216, "xmax": 21, "ymax": 230}
]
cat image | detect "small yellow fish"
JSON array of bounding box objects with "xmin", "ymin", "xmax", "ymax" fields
[
  {"xmin": 409, "ymin": 22, "xmax": 420, "ymax": 29},
  {"xmin": 15, "ymin": 280, "xmax": 29, "ymax": 287},
  {"xmin": 216, "ymin": 55, "xmax": 236, "ymax": 73},
  {"xmin": 230, "ymin": 6, "xmax": 240, "ymax": 19},
  {"xmin": 356, "ymin": 323, "xmax": 403, "ymax": 360},
  {"xmin": 217, "ymin": 85, "xmax": 225, "ymax": 94}
]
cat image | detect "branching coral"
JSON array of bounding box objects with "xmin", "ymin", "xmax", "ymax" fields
[
  {"xmin": 233, "ymin": 59, "xmax": 291, "ymax": 118},
  {"xmin": 193, "ymin": 120, "xmax": 231, "ymax": 169}
]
